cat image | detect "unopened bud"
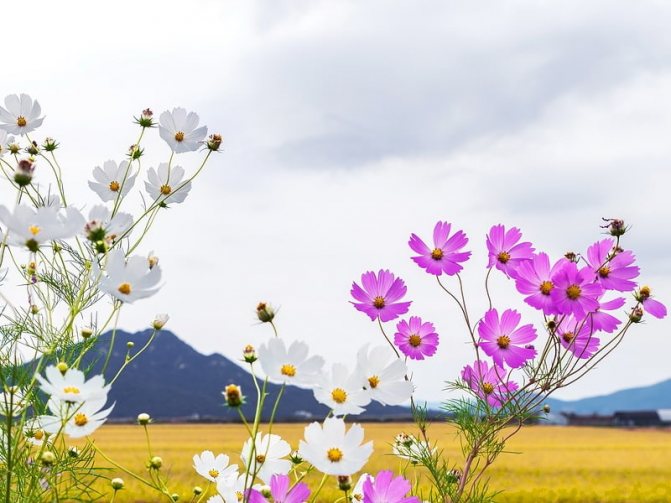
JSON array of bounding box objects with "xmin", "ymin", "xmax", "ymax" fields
[
  {"xmin": 193, "ymin": 486, "xmax": 203, "ymax": 495},
  {"xmin": 111, "ymin": 478, "xmax": 125, "ymax": 490},
  {"xmin": 137, "ymin": 413, "xmax": 151, "ymax": 425},
  {"xmin": 14, "ymin": 159, "xmax": 35, "ymax": 186},
  {"xmin": 602, "ymin": 218, "xmax": 626, "ymax": 237},
  {"xmin": 41, "ymin": 451, "xmax": 56, "ymax": 466},
  {"xmin": 149, "ymin": 456, "xmax": 163, "ymax": 469},
  {"xmin": 30, "ymin": 304, "xmax": 39, "ymax": 315},
  {"xmin": 171, "ymin": 494, "xmax": 179, "ymax": 502},
  {"xmin": 207, "ymin": 133, "xmax": 223, "ymax": 151},
  {"xmin": 564, "ymin": 251, "xmax": 578, "ymax": 263},
  {"xmin": 25, "ymin": 142, "xmax": 39, "ymax": 155},
  {"xmin": 8, "ymin": 143, "xmax": 20, "ymax": 155},
  {"xmin": 127, "ymin": 341, "xmax": 135, "ymax": 349},
  {"xmin": 636, "ymin": 286, "xmax": 651, "ymax": 302},
  {"xmin": 289, "ymin": 450, "xmax": 303, "ymax": 465},
  {"xmin": 260, "ymin": 486, "xmax": 271, "ymax": 498},
  {"xmin": 543, "ymin": 404, "xmax": 551, "ymax": 414},
  {"xmin": 243, "ymin": 344, "xmax": 257, "ymax": 363},
  {"xmin": 256, "ymin": 302, "xmax": 275, "ymax": 323},
  {"xmin": 152, "ymin": 314, "xmax": 169, "ymax": 330},
  {"xmin": 136, "ymin": 108, "xmax": 155, "ymax": 128},
  {"xmin": 148, "ymin": 253, "xmax": 159, "ymax": 269},
  {"xmin": 42, "ymin": 137, "xmax": 59, "ymax": 151},
  {"xmin": 629, "ymin": 306, "xmax": 644, "ymax": 323},
  {"xmin": 81, "ymin": 327, "xmax": 93, "ymax": 339},
  {"xmin": 68, "ymin": 446, "xmax": 80, "ymax": 458},
  {"xmin": 128, "ymin": 144, "xmax": 144, "ymax": 160},
  {"xmin": 56, "ymin": 362, "xmax": 68, "ymax": 374},
  {"xmin": 223, "ymin": 384, "xmax": 244, "ymax": 407},
  {"xmin": 337, "ymin": 475, "xmax": 352, "ymax": 491}
]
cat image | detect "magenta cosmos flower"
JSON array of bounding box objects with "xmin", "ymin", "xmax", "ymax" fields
[
  {"xmin": 408, "ymin": 221, "xmax": 471, "ymax": 276},
  {"xmin": 586, "ymin": 297, "xmax": 625, "ymax": 333},
  {"xmin": 351, "ymin": 270, "xmax": 412, "ymax": 322},
  {"xmin": 585, "ymin": 239, "xmax": 639, "ymax": 292},
  {"xmin": 247, "ymin": 474, "xmax": 310, "ymax": 503},
  {"xmin": 636, "ymin": 286, "xmax": 667, "ymax": 319},
  {"xmin": 394, "ymin": 316, "xmax": 439, "ymax": 360},
  {"xmin": 362, "ymin": 470, "xmax": 420, "ymax": 503},
  {"xmin": 514, "ymin": 253, "xmax": 566, "ymax": 315},
  {"xmin": 486, "ymin": 224, "xmax": 534, "ymax": 278},
  {"xmin": 461, "ymin": 360, "xmax": 518, "ymax": 408},
  {"xmin": 555, "ymin": 316, "xmax": 600, "ymax": 359},
  {"xmin": 550, "ymin": 262, "xmax": 603, "ymax": 318},
  {"xmin": 477, "ymin": 308, "xmax": 537, "ymax": 369}
]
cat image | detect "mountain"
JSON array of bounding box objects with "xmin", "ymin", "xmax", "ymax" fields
[
  {"xmin": 75, "ymin": 330, "xmax": 412, "ymax": 421},
  {"xmin": 544, "ymin": 380, "xmax": 671, "ymax": 415}
]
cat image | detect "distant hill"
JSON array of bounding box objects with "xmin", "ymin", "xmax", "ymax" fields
[
  {"xmin": 544, "ymin": 380, "xmax": 671, "ymax": 415},
  {"xmin": 76, "ymin": 330, "xmax": 412, "ymax": 421}
]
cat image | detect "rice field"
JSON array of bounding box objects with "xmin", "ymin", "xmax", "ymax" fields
[{"xmin": 87, "ymin": 423, "xmax": 671, "ymax": 502}]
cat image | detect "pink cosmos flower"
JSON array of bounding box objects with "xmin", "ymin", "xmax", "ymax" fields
[
  {"xmin": 555, "ymin": 316, "xmax": 600, "ymax": 359},
  {"xmin": 514, "ymin": 253, "xmax": 566, "ymax": 315},
  {"xmin": 351, "ymin": 270, "xmax": 412, "ymax": 322},
  {"xmin": 461, "ymin": 360, "xmax": 519, "ymax": 408},
  {"xmin": 587, "ymin": 297, "xmax": 625, "ymax": 333},
  {"xmin": 550, "ymin": 262, "xmax": 603, "ymax": 318},
  {"xmin": 636, "ymin": 286, "xmax": 667, "ymax": 319},
  {"xmin": 408, "ymin": 221, "xmax": 471, "ymax": 276},
  {"xmin": 362, "ymin": 470, "xmax": 420, "ymax": 503},
  {"xmin": 477, "ymin": 308, "xmax": 537, "ymax": 369},
  {"xmin": 486, "ymin": 224, "xmax": 534, "ymax": 278},
  {"xmin": 246, "ymin": 474, "xmax": 310, "ymax": 503},
  {"xmin": 585, "ymin": 239, "xmax": 639, "ymax": 292},
  {"xmin": 394, "ymin": 316, "xmax": 439, "ymax": 360}
]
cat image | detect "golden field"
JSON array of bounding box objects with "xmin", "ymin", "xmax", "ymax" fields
[{"xmin": 86, "ymin": 423, "xmax": 671, "ymax": 502}]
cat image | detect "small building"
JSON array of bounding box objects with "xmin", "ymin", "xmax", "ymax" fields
[
  {"xmin": 613, "ymin": 410, "xmax": 662, "ymax": 427},
  {"xmin": 561, "ymin": 412, "xmax": 614, "ymax": 427},
  {"xmin": 656, "ymin": 409, "xmax": 671, "ymax": 426}
]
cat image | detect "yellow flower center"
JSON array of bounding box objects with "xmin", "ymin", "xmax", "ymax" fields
[
  {"xmin": 208, "ymin": 468, "xmax": 219, "ymax": 478},
  {"xmin": 566, "ymin": 285, "xmax": 582, "ymax": 300},
  {"xmin": 280, "ymin": 364, "xmax": 296, "ymax": 377},
  {"xmin": 372, "ymin": 296, "xmax": 385, "ymax": 309},
  {"xmin": 431, "ymin": 248, "xmax": 444, "ymax": 260},
  {"xmin": 236, "ymin": 492, "xmax": 243, "ymax": 501},
  {"xmin": 639, "ymin": 286, "xmax": 651, "ymax": 299},
  {"xmin": 539, "ymin": 280, "xmax": 553, "ymax": 295},
  {"xmin": 160, "ymin": 184, "xmax": 172, "ymax": 195},
  {"xmin": 497, "ymin": 335, "xmax": 511, "ymax": 349},
  {"xmin": 598, "ymin": 266, "xmax": 610, "ymax": 278},
  {"xmin": 118, "ymin": 282, "xmax": 132, "ymax": 295},
  {"xmin": 368, "ymin": 375, "xmax": 380, "ymax": 388},
  {"xmin": 482, "ymin": 382, "xmax": 494, "ymax": 395},
  {"xmin": 408, "ymin": 334, "xmax": 422, "ymax": 347},
  {"xmin": 109, "ymin": 180, "xmax": 120, "ymax": 192},
  {"xmin": 74, "ymin": 413, "xmax": 88, "ymax": 426},
  {"xmin": 34, "ymin": 429, "xmax": 45, "ymax": 440},
  {"xmin": 497, "ymin": 251, "xmax": 511, "ymax": 264},
  {"xmin": 331, "ymin": 388, "xmax": 347, "ymax": 404},
  {"xmin": 17, "ymin": 116, "xmax": 27, "ymax": 127},
  {"xmin": 29, "ymin": 225, "xmax": 40, "ymax": 236},
  {"xmin": 562, "ymin": 332, "xmax": 575, "ymax": 343},
  {"xmin": 327, "ymin": 447, "xmax": 343, "ymax": 462},
  {"xmin": 63, "ymin": 386, "xmax": 80, "ymax": 394},
  {"xmin": 174, "ymin": 131, "xmax": 185, "ymax": 142}
]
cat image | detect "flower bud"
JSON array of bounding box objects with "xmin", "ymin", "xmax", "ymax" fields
[
  {"xmin": 447, "ymin": 469, "xmax": 462, "ymax": 484},
  {"xmin": 85, "ymin": 219, "xmax": 106, "ymax": 242},
  {"xmin": 602, "ymin": 218, "xmax": 626, "ymax": 237},
  {"xmin": 394, "ymin": 432, "xmax": 415, "ymax": 448},
  {"xmin": 223, "ymin": 384, "xmax": 244, "ymax": 407},
  {"xmin": 564, "ymin": 251, "xmax": 578, "ymax": 263},
  {"xmin": 137, "ymin": 413, "xmax": 151, "ymax": 425},
  {"xmin": 25, "ymin": 142, "xmax": 39, "ymax": 155},
  {"xmin": 128, "ymin": 144, "xmax": 144, "ymax": 160},
  {"xmin": 629, "ymin": 306, "xmax": 644, "ymax": 323},
  {"xmin": 56, "ymin": 362, "xmax": 69, "ymax": 374},
  {"xmin": 111, "ymin": 478, "xmax": 125, "ymax": 490},
  {"xmin": 193, "ymin": 487, "xmax": 203, "ymax": 495},
  {"xmin": 207, "ymin": 133, "xmax": 223, "ymax": 151},
  {"xmin": 256, "ymin": 302, "xmax": 275, "ymax": 323},
  {"xmin": 8, "ymin": 142, "xmax": 20, "ymax": 155},
  {"xmin": 149, "ymin": 456, "xmax": 163, "ymax": 469},
  {"xmin": 81, "ymin": 327, "xmax": 94, "ymax": 339},
  {"xmin": 14, "ymin": 159, "xmax": 35, "ymax": 187},
  {"xmin": 260, "ymin": 486, "xmax": 271, "ymax": 498},
  {"xmin": 68, "ymin": 446, "xmax": 80, "ymax": 458},
  {"xmin": 171, "ymin": 494, "xmax": 179, "ymax": 502},
  {"xmin": 337, "ymin": 475, "xmax": 352, "ymax": 491},
  {"xmin": 635, "ymin": 286, "xmax": 651, "ymax": 302},
  {"xmin": 42, "ymin": 137, "xmax": 59, "ymax": 151},
  {"xmin": 152, "ymin": 314, "xmax": 169, "ymax": 330},
  {"xmin": 135, "ymin": 108, "xmax": 155, "ymax": 128},
  {"xmin": 41, "ymin": 451, "xmax": 56, "ymax": 466},
  {"xmin": 243, "ymin": 344, "xmax": 257, "ymax": 363},
  {"xmin": 126, "ymin": 341, "xmax": 135, "ymax": 349},
  {"xmin": 543, "ymin": 404, "xmax": 551, "ymax": 414},
  {"xmin": 148, "ymin": 252, "xmax": 159, "ymax": 269},
  {"xmin": 289, "ymin": 450, "xmax": 303, "ymax": 465},
  {"xmin": 30, "ymin": 304, "xmax": 39, "ymax": 315}
]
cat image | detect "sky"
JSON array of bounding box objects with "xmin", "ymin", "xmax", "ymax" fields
[{"xmin": 1, "ymin": 0, "xmax": 670, "ymax": 402}]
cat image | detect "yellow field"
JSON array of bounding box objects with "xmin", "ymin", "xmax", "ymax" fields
[{"xmin": 86, "ymin": 423, "xmax": 671, "ymax": 502}]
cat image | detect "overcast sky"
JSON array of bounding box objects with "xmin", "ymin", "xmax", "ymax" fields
[{"xmin": 2, "ymin": 0, "xmax": 670, "ymax": 401}]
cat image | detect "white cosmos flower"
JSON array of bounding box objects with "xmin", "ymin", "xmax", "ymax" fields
[
  {"xmin": 0, "ymin": 204, "xmax": 84, "ymax": 252},
  {"xmin": 240, "ymin": 432, "xmax": 291, "ymax": 484},
  {"xmin": 350, "ymin": 473, "xmax": 372, "ymax": 502},
  {"xmin": 216, "ymin": 474, "xmax": 251, "ymax": 503},
  {"xmin": 83, "ymin": 205, "xmax": 133, "ymax": 244},
  {"xmin": 158, "ymin": 107, "xmax": 207, "ymax": 153},
  {"xmin": 356, "ymin": 345, "xmax": 414, "ymax": 406},
  {"xmin": 0, "ymin": 386, "xmax": 27, "ymax": 417},
  {"xmin": 24, "ymin": 418, "xmax": 50, "ymax": 446},
  {"xmin": 258, "ymin": 338, "xmax": 324, "ymax": 388},
  {"xmin": 97, "ymin": 249, "xmax": 162, "ymax": 303},
  {"xmin": 193, "ymin": 450, "xmax": 239, "ymax": 483},
  {"xmin": 145, "ymin": 163, "xmax": 191, "ymax": 204},
  {"xmin": 298, "ymin": 417, "xmax": 373, "ymax": 476},
  {"xmin": 392, "ymin": 432, "xmax": 436, "ymax": 463},
  {"xmin": 0, "ymin": 94, "xmax": 45, "ymax": 135},
  {"xmin": 40, "ymin": 396, "xmax": 114, "ymax": 438},
  {"xmin": 88, "ymin": 160, "xmax": 136, "ymax": 202},
  {"xmin": 36, "ymin": 365, "xmax": 110, "ymax": 404},
  {"xmin": 313, "ymin": 363, "xmax": 370, "ymax": 416}
]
